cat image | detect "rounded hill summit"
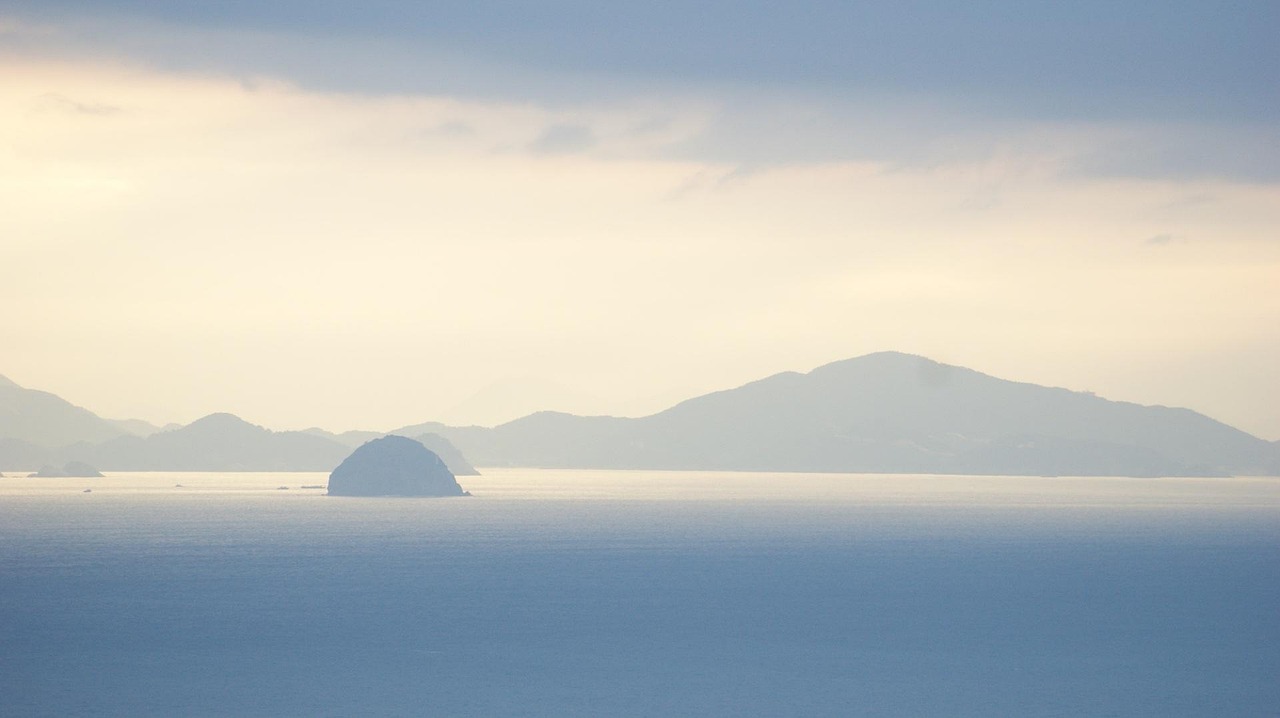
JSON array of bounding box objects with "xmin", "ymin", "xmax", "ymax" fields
[{"xmin": 327, "ymin": 435, "xmax": 468, "ymax": 497}]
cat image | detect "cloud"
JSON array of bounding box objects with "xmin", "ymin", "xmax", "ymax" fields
[
  {"xmin": 12, "ymin": 2, "xmax": 1277, "ymax": 124},
  {"xmin": 1065, "ymin": 123, "xmax": 1280, "ymax": 183},
  {"xmin": 627, "ymin": 115, "xmax": 674, "ymax": 137},
  {"xmin": 528, "ymin": 123, "xmax": 596, "ymax": 154},
  {"xmin": 431, "ymin": 120, "xmax": 474, "ymax": 137},
  {"xmin": 3, "ymin": 7, "xmax": 1276, "ymax": 182},
  {"xmin": 32, "ymin": 92, "xmax": 120, "ymax": 116},
  {"xmin": 0, "ymin": 15, "xmax": 54, "ymax": 36},
  {"xmin": 1146, "ymin": 234, "xmax": 1176, "ymax": 246}
]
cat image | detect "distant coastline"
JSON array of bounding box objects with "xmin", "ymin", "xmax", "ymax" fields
[{"xmin": 3, "ymin": 353, "xmax": 1278, "ymax": 478}]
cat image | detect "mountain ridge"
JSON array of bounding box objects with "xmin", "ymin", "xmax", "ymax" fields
[
  {"xmin": 0, "ymin": 375, "xmax": 130, "ymax": 448},
  {"xmin": 1, "ymin": 353, "xmax": 1276, "ymax": 476},
  {"xmin": 426, "ymin": 352, "xmax": 1276, "ymax": 476}
]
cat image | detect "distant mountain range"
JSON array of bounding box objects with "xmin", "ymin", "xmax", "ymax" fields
[
  {"xmin": 2, "ymin": 354, "xmax": 1277, "ymax": 477},
  {"xmin": 0, "ymin": 374, "xmax": 166, "ymax": 447},
  {"xmin": 0, "ymin": 375, "xmax": 476, "ymax": 475},
  {"xmin": 403, "ymin": 353, "xmax": 1280, "ymax": 477},
  {"xmin": 301, "ymin": 427, "xmax": 478, "ymax": 475}
]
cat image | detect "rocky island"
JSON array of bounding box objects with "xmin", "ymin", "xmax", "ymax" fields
[
  {"xmin": 30, "ymin": 461, "xmax": 104, "ymax": 478},
  {"xmin": 327, "ymin": 435, "xmax": 469, "ymax": 497}
]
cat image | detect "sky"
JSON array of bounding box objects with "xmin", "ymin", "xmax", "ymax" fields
[{"xmin": 2, "ymin": 1, "xmax": 1278, "ymax": 438}]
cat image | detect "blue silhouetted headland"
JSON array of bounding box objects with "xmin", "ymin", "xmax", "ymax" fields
[{"xmin": 327, "ymin": 435, "xmax": 469, "ymax": 497}]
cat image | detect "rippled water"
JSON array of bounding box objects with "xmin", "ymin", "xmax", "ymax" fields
[{"xmin": 2, "ymin": 470, "xmax": 1277, "ymax": 716}]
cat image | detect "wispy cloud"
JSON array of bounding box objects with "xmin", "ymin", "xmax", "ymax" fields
[
  {"xmin": 528, "ymin": 123, "xmax": 596, "ymax": 154},
  {"xmin": 32, "ymin": 92, "xmax": 120, "ymax": 116},
  {"xmin": 430, "ymin": 120, "xmax": 474, "ymax": 137},
  {"xmin": 3, "ymin": 8, "xmax": 1275, "ymax": 183}
]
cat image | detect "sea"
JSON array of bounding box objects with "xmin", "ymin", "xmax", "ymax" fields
[{"xmin": 1, "ymin": 469, "xmax": 1277, "ymax": 717}]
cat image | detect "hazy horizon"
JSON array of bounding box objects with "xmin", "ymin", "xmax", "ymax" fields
[
  {"xmin": 3, "ymin": 350, "xmax": 1280, "ymax": 446},
  {"xmin": 3, "ymin": 3, "xmax": 1277, "ymax": 439}
]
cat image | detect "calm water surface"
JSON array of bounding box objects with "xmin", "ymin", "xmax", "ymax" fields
[{"xmin": 2, "ymin": 470, "xmax": 1277, "ymax": 716}]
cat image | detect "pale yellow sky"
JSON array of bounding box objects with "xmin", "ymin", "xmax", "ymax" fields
[{"xmin": 3, "ymin": 51, "xmax": 1278, "ymax": 438}]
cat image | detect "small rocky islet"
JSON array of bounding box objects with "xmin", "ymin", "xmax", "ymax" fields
[
  {"xmin": 29, "ymin": 461, "xmax": 104, "ymax": 478},
  {"xmin": 327, "ymin": 435, "xmax": 469, "ymax": 497}
]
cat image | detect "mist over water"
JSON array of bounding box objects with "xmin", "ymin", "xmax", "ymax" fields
[{"xmin": 2, "ymin": 471, "xmax": 1278, "ymax": 716}]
